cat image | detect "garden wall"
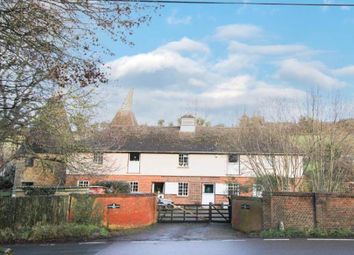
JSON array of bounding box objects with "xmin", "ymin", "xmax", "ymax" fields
[
  {"xmin": 263, "ymin": 192, "xmax": 354, "ymax": 231},
  {"xmin": 0, "ymin": 193, "xmax": 157, "ymax": 230},
  {"xmin": 88, "ymin": 194, "xmax": 157, "ymax": 229}
]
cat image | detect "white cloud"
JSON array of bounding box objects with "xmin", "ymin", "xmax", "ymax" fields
[
  {"xmin": 277, "ymin": 59, "xmax": 347, "ymax": 89},
  {"xmin": 334, "ymin": 65, "xmax": 354, "ymax": 77},
  {"xmin": 214, "ymin": 24, "xmax": 263, "ymax": 41},
  {"xmin": 100, "ymin": 27, "xmax": 351, "ymax": 125},
  {"xmin": 160, "ymin": 37, "xmax": 209, "ymax": 54},
  {"xmin": 107, "ymin": 50, "xmax": 206, "ymax": 81},
  {"xmin": 166, "ymin": 11, "xmax": 192, "ymax": 25},
  {"xmin": 199, "ymin": 75, "xmax": 305, "ymax": 108},
  {"xmin": 228, "ymin": 41, "xmax": 312, "ymax": 56}
]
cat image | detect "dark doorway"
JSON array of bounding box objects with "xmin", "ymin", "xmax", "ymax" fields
[{"xmin": 153, "ymin": 182, "xmax": 165, "ymax": 193}]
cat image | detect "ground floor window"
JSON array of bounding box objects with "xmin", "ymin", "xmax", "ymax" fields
[
  {"xmin": 252, "ymin": 184, "xmax": 263, "ymax": 197},
  {"xmin": 228, "ymin": 183, "xmax": 240, "ymax": 196},
  {"xmin": 78, "ymin": 180, "xmax": 89, "ymax": 187},
  {"xmin": 178, "ymin": 182, "xmax": 188, "ymax": 196},
  {"xmin": 129, "ymin": 181, "xmax": 139, "ymax": 193}
]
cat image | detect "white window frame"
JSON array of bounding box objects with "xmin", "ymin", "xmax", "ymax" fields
[
  {"xmin": 227, "ymin": 183, "xmax": 240, "ymax": 196},
  {"xmin": 129, "ymin": 181, "xmax": 139, "ymax": 193},
  {"xmin": 93, "ymin": 152, "xmax": 103, "ymax": 164},
  {"xmin": 178, "ymin": 182, "xmax": 189, "ymax": 196},
  {"xmin": 252, "ymin": 184, "xmax": 263, "ymax": 197},
  {"xmin": 78, "ymin": 180, "xmax": 89, "ymax": 187},
  {"xmin": 178, "ymin": 154, "xmax": 189, "ymax": 167}
]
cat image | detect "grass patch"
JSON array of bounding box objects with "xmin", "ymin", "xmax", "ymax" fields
[
  {"xmin": 260, "ymin": 228, "xmax": 354, "ymax": 239},
  {"xmin": 0, "ymin": 223, "xmax": 110, "ymax": 244}
]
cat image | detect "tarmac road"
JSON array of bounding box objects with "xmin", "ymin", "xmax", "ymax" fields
[{"xmin": 7, "ymin": 223, "xmax": 354, "ymax": 255}]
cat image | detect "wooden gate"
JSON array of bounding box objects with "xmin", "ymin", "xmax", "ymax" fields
[{"xmin": 158, "ymin": 203, "xmax": 231, "ymax": 223}]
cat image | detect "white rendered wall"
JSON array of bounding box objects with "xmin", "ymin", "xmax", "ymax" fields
[
  {"xmin": 140, "ymin": 154, "xmax": 228, "ymax": 177},
  {"xmin": 68, "ymin": 152, "xmax": 303, "ymax": 178}
]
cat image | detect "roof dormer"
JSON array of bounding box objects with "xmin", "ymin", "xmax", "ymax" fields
[{"xmin": 180, "ymin": 114, "xmax": 196, "ymax": 133}]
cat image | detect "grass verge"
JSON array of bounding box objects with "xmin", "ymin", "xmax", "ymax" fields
[
  {"xmin": 0, "ymin": 223, "xmax": 110, "ymax": 244},
  {"xmin": 260, "ymin": 228, "xmax": 354, "ymax": 238}
]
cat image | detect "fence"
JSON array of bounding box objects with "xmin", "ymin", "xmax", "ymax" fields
[
  {"xmin": 0, "ymin": 193, "xmax": 157, "ymax": 230},
  {"xmin": 0, "ymin": 196, "xmax": 69, "ymax": 228}
]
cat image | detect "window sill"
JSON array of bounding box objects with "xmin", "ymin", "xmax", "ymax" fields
[{"xmin": 177, "ymin": 166, "xmax": 189, "ymax": 169}]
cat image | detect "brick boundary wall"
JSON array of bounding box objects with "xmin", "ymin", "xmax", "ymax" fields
[
  {"xmin": 263, "ymin": 192, "xmax": 354, "ymax": 231},
  {"xmin": 95, "ymin": 193, "xmax": 157, "ymax": 229},
  {"xmin": 70, "ymin": 193, "xmax": 158, "ymax": 230}
]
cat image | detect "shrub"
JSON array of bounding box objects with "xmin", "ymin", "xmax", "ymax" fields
[
  {"xmin": 95, "ymin": 181, "xmax": 130, "ymax": 194},
  {"xmin": 71, "ymin": 195, "xmax": 104, "ymax": 225},
  {"xmin": 29, "ymin": 223, "xmax": 109, "ymax": 241},
  {"xmin": 22, "ymin": 187, "xmax": 56, "ymax": 196},
  {"xmin": 0, "ymin": 228, "xmax": 15, "ymax": 244},
  {"xmin": 327, "ymin": 228, "xmax": 353, "ymax": 238}
]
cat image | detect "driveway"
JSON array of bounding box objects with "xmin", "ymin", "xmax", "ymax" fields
[{"xmin": 114, "ymin": 223, "xmax": 245, "ymax": 241}]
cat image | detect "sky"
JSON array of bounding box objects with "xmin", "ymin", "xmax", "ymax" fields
[{"xmin": 94, "ymin": 0, "xmax": 354, "ymax": 126}]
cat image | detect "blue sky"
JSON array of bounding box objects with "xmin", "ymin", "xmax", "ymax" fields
[{"xmin": 94, "ymin": 1, "xmax": 354, "ymax": 126}]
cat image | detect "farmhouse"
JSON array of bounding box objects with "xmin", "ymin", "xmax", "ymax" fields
[{"xmin": 64, "ymin": 91, "xmax": 304, "ymax": 204}]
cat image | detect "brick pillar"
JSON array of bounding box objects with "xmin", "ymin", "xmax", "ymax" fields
[{"xmin": 262, "ymin": 192, "xmax": 272, "ymax": 230}]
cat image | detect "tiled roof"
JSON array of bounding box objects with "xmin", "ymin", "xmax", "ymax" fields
[{"xmin": 88, "ymin": 126, "xmax": 298, "ymax": 154}]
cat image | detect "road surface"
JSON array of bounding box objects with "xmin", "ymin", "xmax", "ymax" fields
[{"xmin": 7, "ymin": 224, "xmax": 354, "ymax": 255}]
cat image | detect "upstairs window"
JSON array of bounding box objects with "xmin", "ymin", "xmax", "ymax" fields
[
  {"xmin": 25, "ymin": 158, "xmax": 34, "ymax": 167},
  {"xmin": 178, "ymin": 182, "xmax": 188, "ymax": 196},
  {"xmin": 228, "ymin": 154, "xmax": 239, "ymax": 163},
  {"xmin": 179, "ymin": 154, "xmax": 189, "ymax": 167},
  {"xmin": 130, "ymin": 152, "xmax": 140, "ymax": 161},
  {"xmin": 93, "ymin": 152, "xmax": 103, "ymax": 164},
  {"xmin": 21, "ymin": 181, "xmax": 34, "ymax": 187},
  {"xmin": 78, "ymin": 180, "xmax": 89, "ymax": 187},
  {"xmin": 129, "ymin": 181, "xmax": 139, "ymax": 193},
  {"xmin": 228, "ymin": 183, "xmax": 240, "ymax": 196}
]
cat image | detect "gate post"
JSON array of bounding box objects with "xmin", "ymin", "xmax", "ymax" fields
[{"xmin": 209, "ymin": 203, "xmax": 212, "ymax": 223}]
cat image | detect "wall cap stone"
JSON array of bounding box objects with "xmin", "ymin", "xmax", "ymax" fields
[
  {"xmin": 71, "ymin": 193, "xmax": 157, "ymax": 198},
  {"xmin": 262, "ymin": 192, "xmax": 354, "ymax": 198}
]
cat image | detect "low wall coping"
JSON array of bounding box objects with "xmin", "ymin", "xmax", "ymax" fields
[
  {"xmin": 263, "ymin": 192, "xmax": 354, "ymax": 198},
  {"xmin": 71, "ymin": 193, "xmax": 157, "ymax": 198},
  {"xmin": 232, "ymin": 196, "xmax": 262, "ymax": 201}
]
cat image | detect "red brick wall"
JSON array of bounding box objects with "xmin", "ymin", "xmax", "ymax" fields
[
  {"xmin": 66, "ymin": 175, "xmax": 256, "ymax": 204},
  {"xmin": 268, "ymin": 193, "xmax": 314, "ymax": 229},
  {"xmin": 316, "ymin": 193, "xmax": 354, "ymax": 230},
  {"xmin": 263, "ymin": 192, "xmax": 354, "ymax": 231},
  {"xmin": 93, "ymin": 194, "xmax": 157, "ymax": 229}
]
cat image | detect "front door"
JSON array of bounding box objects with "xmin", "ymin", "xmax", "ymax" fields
[
  {"xmin": 202, "ymin": 184, "xmax": 215, "ymax": 205},
  {"xmin": 152, "ymin": 182, "xmax": 165, "ymax": 198}
]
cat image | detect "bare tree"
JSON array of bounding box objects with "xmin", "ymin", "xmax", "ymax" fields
[
  {"xmin": 238, "ymin": 117, "xmax": 304, "ymax": 192},
  {"xmin": 0, "ymin": 0, "xmax": 157, "ymax": 147},
  {"xmin": 300, "ymin": 92, "xmax": 354, "ymax": 192}
]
